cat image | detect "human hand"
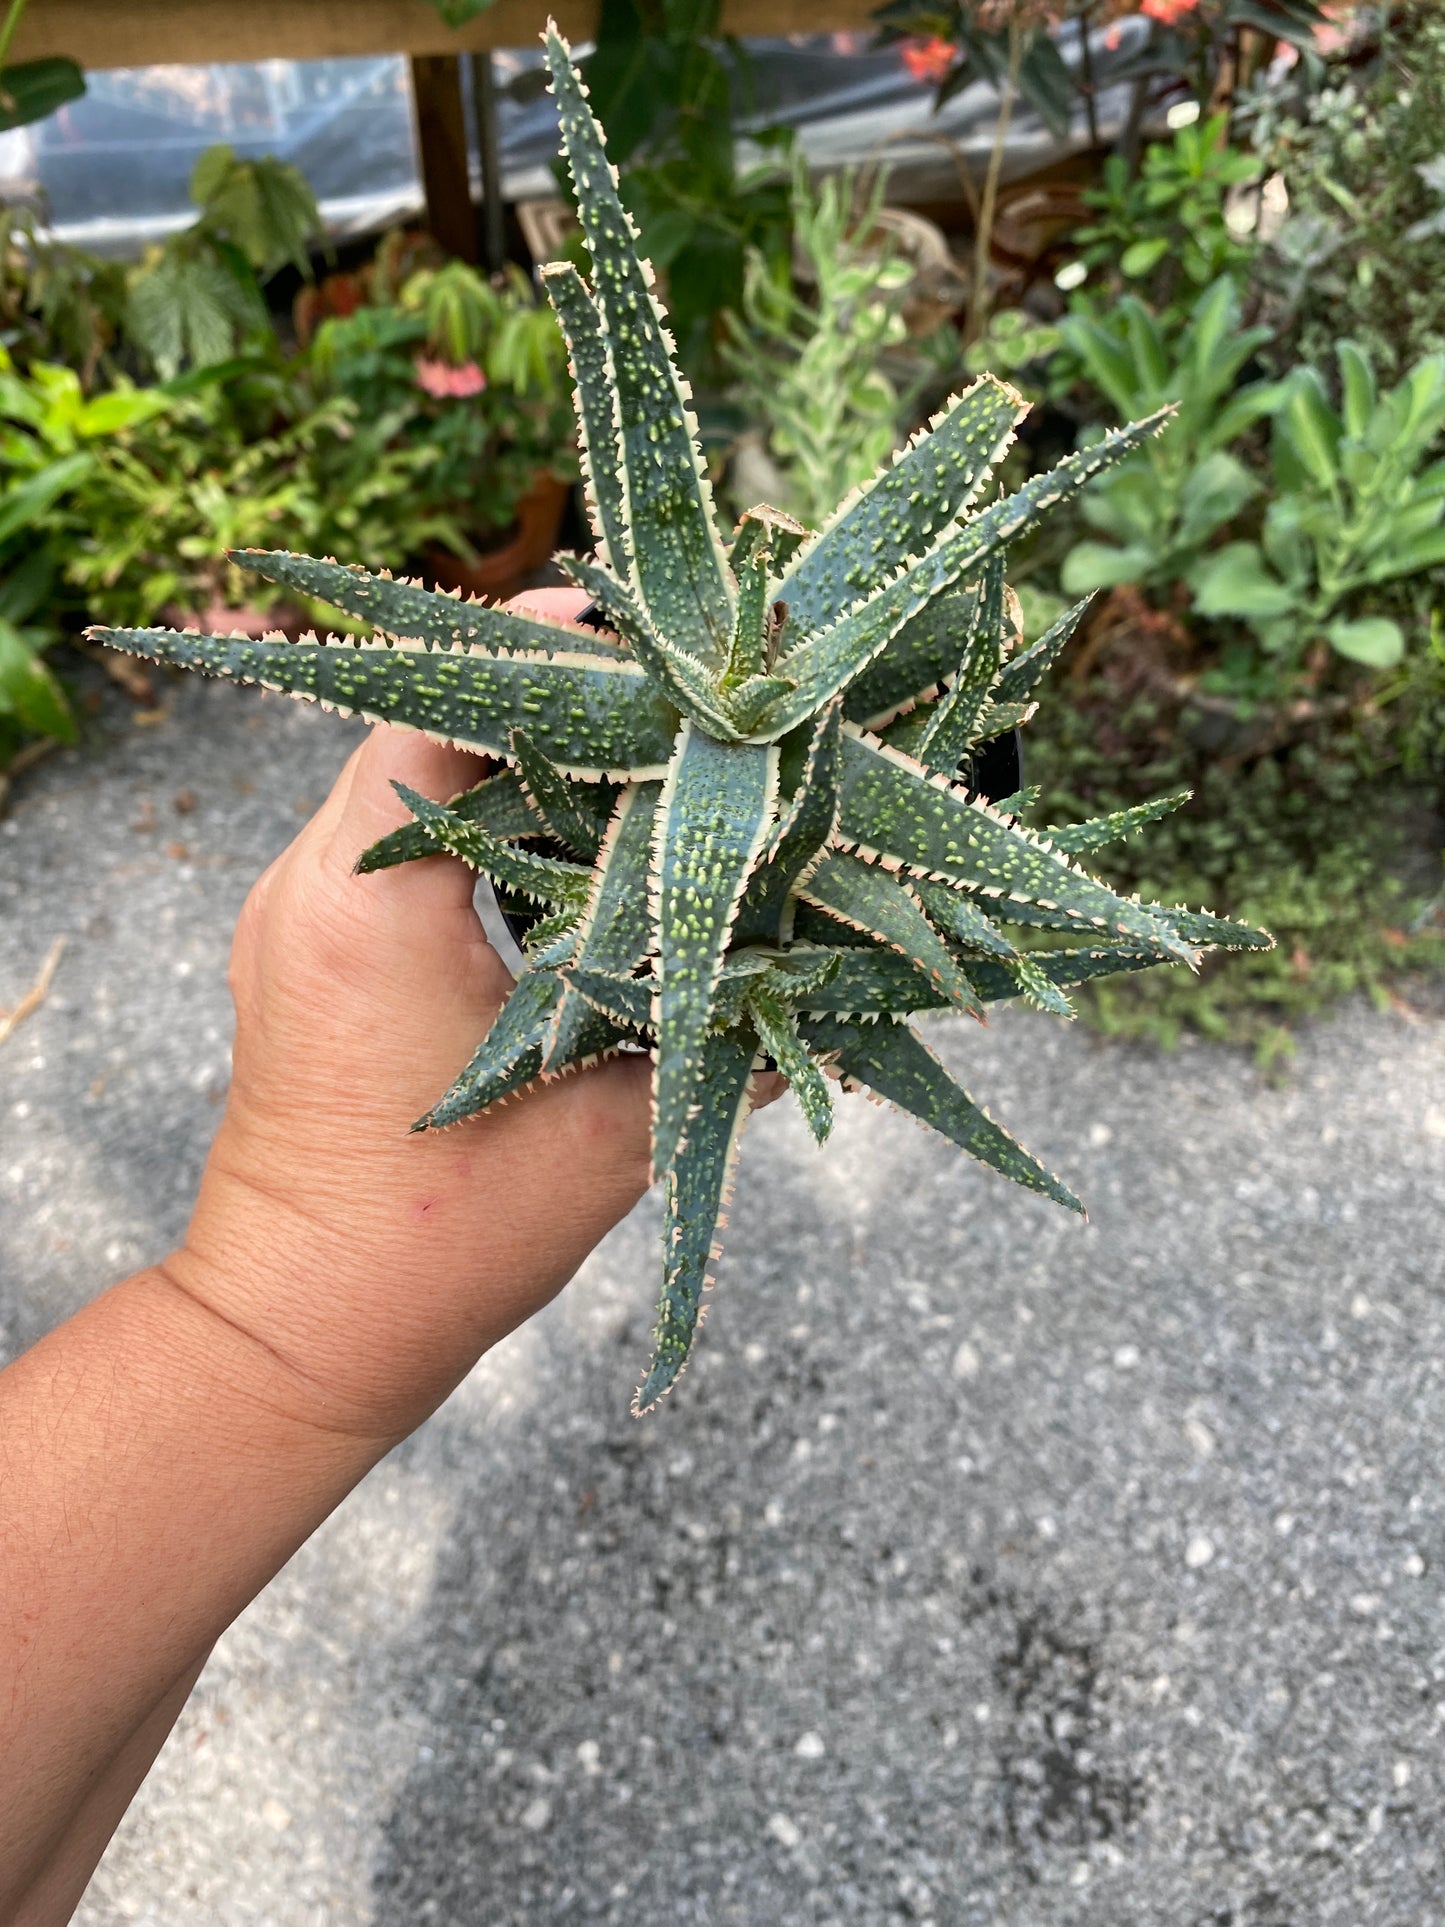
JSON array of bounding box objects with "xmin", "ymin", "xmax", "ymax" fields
[{"xmin": 162, "ymin": 588, "xmax": 672, "ymax": 1445}]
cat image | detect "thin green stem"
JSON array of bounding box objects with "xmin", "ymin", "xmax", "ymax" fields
[
  {"xmin": 969, "ymin": 16, "xmax": 1024, "ymax": 346},
  {"xmin": 0, "ymin": 0, "xmax": 30, "ymax": 69}
]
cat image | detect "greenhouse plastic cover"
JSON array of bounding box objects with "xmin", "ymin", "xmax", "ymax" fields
[{"xmin": 0, "ymin": 25, "xmax": 1149, "ymax": 256}]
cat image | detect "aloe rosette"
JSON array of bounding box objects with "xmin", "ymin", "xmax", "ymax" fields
[{"xmin": 91, "ymin": 29, "xmax": 1269, "ymax": 1414}]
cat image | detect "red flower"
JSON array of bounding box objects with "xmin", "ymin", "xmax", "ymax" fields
[
  {"xmin": 900, "ymin": 37, "xmax": 957, "ymax": 86},
  {"xmin": 1140, "ymin": 0, "xmax": 1201, "ymax": 21}
]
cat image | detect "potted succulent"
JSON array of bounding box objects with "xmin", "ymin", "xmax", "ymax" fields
[
  {"xmin": 93, "ymin": 32, "xmax": 1269, "ymax": 1415},
  {"xmin": 307, "ymin": 255, "xmax": 578, "ymax": 603}
]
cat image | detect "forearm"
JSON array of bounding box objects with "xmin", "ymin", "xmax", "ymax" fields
[{"xmin": 0, "ymin": 1266, "xmax": 394, "ymax": 1916}]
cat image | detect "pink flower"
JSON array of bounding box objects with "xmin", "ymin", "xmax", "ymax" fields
[
  {"xmin": 900, "ymin": 37, "xmax": 957, "ymax": 86},
  {"xmin": 1140, "ymin": 0, "xmax": 1200, "ymax": 21},
  {"xmin": 414, "ymin": 356, "xmax": 487, "ymax": 399}
]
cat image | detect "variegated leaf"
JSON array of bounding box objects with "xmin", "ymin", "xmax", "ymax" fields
[
  {"xmin": 802, "ymin": 850, "xmax": 982, "ymax": 1017},
  {"xmin": 651, "ymin": 727, "xmax": 778, "ymax": 1178},
  {"xmin": 394, "ymin": 784, "xmax": 593, "ymax": 909},
  {"xmin": 634, "ymin": 1024, "xmax": 757, "ymax": 1413},
  {"xmin": 545, "ymin": 28, "xmax": 733, "ymax": 658},
  {"xmin": 799, "ymin": 1016, "xmax": 1083, "ymax": 1213},
  {"xmin": 357, "ymin": 767, "xmax": 538, "ymax": 874},
  {"xmin": 779, "ymin": 377, "xmax": 1028, "ymax": 636},
  {"xmin": 231, "ymin": 549, "xmax": 626, "ymax": 657},
  {"xmin": 91, "ymin": 626, "xmax": 679, "ymax": 780},
  {"xmin": 836, "ymin": 728, "xmax": 1195, "ymax": 962},
  {"xmin": 540, "ymin": 262, "xmax": 630, "ymax": 577}
]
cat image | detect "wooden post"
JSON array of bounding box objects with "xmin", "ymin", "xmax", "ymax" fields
[{"xmin": 409, "ymin": 52, "xmax": 477, "ymax": 262}]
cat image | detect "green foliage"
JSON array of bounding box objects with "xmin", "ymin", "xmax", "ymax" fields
[
  {"xmin": 126, "ymin": 144, "xmax": 321, "ymax": 376},
  {"xmin": 92, "ymin": 31, "xmax": 1267, "ymax": 1412},
  {"xmin": 310, "ymin": 261, "xmax": 575, "ymax": 554},
  {"xmin": 1189, "ymin": 346, "xmax": 1445, "ymax": 674},
  {"xmin": 722, "ymin": 164, "xmax": 927, "ymax": 530},
  {"xmin": 0, "ymin": 0, "xmax": 85, "ymax": 132},
  {"xmin": 1059, "ymin": 277, "xmax": 1275, "ymax": 599},
  {"xmin": 1257, "ymin": 12, "xmax": 1445, "ymax": 384},
  {"xmin": 1026, "ymin": 697, "xmax": 1445, "ymax": 1065},
  {"xmin": 1069, "ymin": 113, "xmax": 1259, "ymax": 320},
  {"xmin": 0, "ymin": 204, "xmax": 128, "ymax": 389}
]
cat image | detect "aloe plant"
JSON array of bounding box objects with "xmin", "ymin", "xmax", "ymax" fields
[{"xmin": 90, "ymin": 32, "xmax": 1269, "ymax": 1414}]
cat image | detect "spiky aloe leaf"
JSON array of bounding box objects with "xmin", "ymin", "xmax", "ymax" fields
[
  {"xmin": 394, "ymin": 785, "xmax": 593, "ymax": 909},
  {"xmin": 634, "ymin": 1024, "xmax": 757, "ymax": 1414},
  {"xmin": 724, "ymin": 541, "xmax": 771, "ymax": 688},
  {"xmin": 650, "ymin": 727, "xmax": 778, "ymax": 1177},
  {"xmin": 993, "ymin": 594, "xmax": 1093, "ymax": 706},
  {"xmin": 510, "ymin": 727, "xmax": 612, "ymax": 858},
  {"xmin": 91, "ymin": 626, "xmax": 679, "ymax": 780},
  {"xmin": 803, "ymin": 851, "xmax": 982, "ymax": 1017},
  {"xmin": 747, "ymin": 986, "xmax": 833, "ymax": 1145},
  {"xmin": 544, "ymin": 27, "xmax": 732, "ymax": 659},
  {"xmin": 563, "ymin": 961, "xmax": 652, "ymax": 1032},
  {"xmin": 231, "ymin": 549, "xmax": 625, "ymax": 658},
  {"xmin": 779, "ymin": 377, "xmax": 1028, "ymax": 636},
  {"xmin": 357, "ymin": 767, "xmax": 538, "ymax": 874},
  {"xmin": 800, "ymin": 1016, "xmax": 1083, "ymax": 1213},
  {"xmin": 762, "ymin": 412, "xmax": 1171, "ymax": 736},
  {"xmin": 843, "ymin": 587, "xmax": 982, "ymax": 731},
  {"xmin": 733, "ymin": 703, "xmax": 843, "ymax": 946},
  {"xmin": 835, "ymin": 729, "xmax": 1195, "ymax": 962},
  {"xmin": 1046, "ymin": 791, "xmax": 1192, "ymax": 858},
  {"xmin": 731, "ymin": 504, "xmax": 807, "ymax": 575},
  {"xmin": 913, "ymin": 881, "xmax": 1017, "ymax": 958},
  {"xmin": 556, "ymin": 551, "xmax": 742, "ymax": 739},
  {"xmin": 916, "ymin": 553, "xmax": 1006, "ymax": 777},
  {"xmin": 541, "ymin": 262, "xmax": 629, "ymax": 577},
  {"xmin": 571, "ymin": 779, "xmax": 663, "ymax": 972}
]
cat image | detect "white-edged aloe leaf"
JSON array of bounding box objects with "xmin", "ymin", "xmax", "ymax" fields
[
  {"xmin": 917, "ymin": 552, "xmax": 1006, "ymax": 776},
  {"xmin": 1046, "ymin": 790, "xmax": 1192, "ymax": 857},
  {"xmin": 357, "ymin": 767, "xmax": 538, "ymax": 874},
  {"xmin": 91, "ymin": 626, "xmax": 679, "ymax": 780},
  {"xmin": 421, "ymin": 968, "xmax": 625, "ymax": 1131},
  {"xmin": 799, "ymin": 1016, "xmax": 1083, "ymax": 1214},
  {"xmin": 540, "ymin": 262, "xmax": 629, "ymax": 577},
  {"xmin": 725, "ymin": 540, "xmax": 770, "ymax": 688},
  {"xmin": 1153, "ymin": 906, "xmax": 1273, "ymax": 950},
  {"xmin": 779, "ymin": 377, "xmax": 1028, "ymax": 636},
  {"xmin": 791, "ymin": 947, "xmax": 941, "ymax": 1017},
  {"xmin": 394, "ymin": 784, "xmax": 593, "ymax": 909},
  {"xmin": 571, "ymin": 778, "xmax": 664, "ymax": 979},
  {"xmin": 747, "ymin": 986, "xmax": 833, "ymax": 1145},
  {"xmin": 651, "ymin": 727, "xmax": 778, "ymax": 1179},
  {"xmin": 990, "ymin": 784, "xmax": 1040, "ymax": 818},
  {"xmin": 993, "ymin": 594, "xmax": 1093, "ymax": 705},
  {"xmin": 724, "ymin": 673, "xmax": 797, "ymax": 734},
  {"xmin": 634, "ymin": 1024, "xmax": 757, "ymax": 1414},
  {"xmin": 802, "ymin": 850, "xmax": 983, "ymax": 1017},
  {"xmin": 963, "ymin": 945, "xmax": 1171, "ymax": 1005},
  {"xmin": 556, "ymin": 551, "xmax": 741, "ymax": 739},
  {"xmin": 524, "ymin": 908, "xmax": 586, "ymax": 963},
  {"xmin": 836, "ymin": 729, "xmax": 1195, "ymax": 963},
  {"xmin": 975, "ymin": 701, "xmax": 1035, "ymax": 737},
  {"xmin": 731, "ymin": 504, "xmax": 808, "ymax": 575},
  {"xmin": 764, "ymin": 411, "xmax": 1172, "ymax": 737},
  {"xmin": 913, "ymin": 881, "xmax": 1017, "ymax": 959},
  {"xmin": 545, "ymin": 29, "xmax": 732, "ymax": 658},
  {"xmin": 709, "ymin": 944, "xmax": 842, "ymax": 1030},
  {"xmin": 1006, "ymin": 951, "xmax": 1076, "ymax": 1018},
  {"xmin": 563, "ymin": 962, "xmax": 652, "ymax": 1032},
  {"xmin": 844, "ymin": 586, "xmax": 981, "ymax": 730},
  {"xmin": 510, "ymin": 726, "xmax": 611, "ymax": 858},
  {"xmin": 230, "ymin": 549, "xmax": 625, "ymax": 658},
  {"xmin": 540, "ymin": 983, "xmax": 600, "ymax": 1073},
  {"xmin": 734, "ymin": 703, "xmax": 843, "ymax": 946}
]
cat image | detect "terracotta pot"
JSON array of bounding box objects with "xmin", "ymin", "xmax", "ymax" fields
[{"xmin": 425, "ymin": 473, "xmax": 571, "ymax": 605}]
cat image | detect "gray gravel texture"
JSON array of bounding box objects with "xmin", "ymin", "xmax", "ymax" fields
[{"xmin": 3, "ymin": 673, "xmax": 1445, "ymax": 1927}]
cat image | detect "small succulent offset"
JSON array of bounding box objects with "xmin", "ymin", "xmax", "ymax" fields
[{"xmin": 92, "ymin": 31, "xmax": 1269, "ymax": 1414}]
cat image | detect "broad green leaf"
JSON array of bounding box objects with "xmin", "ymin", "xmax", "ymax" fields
[
  {"xmin": 0, "ymin": 57, "xmax": 86, "ymax": 132},
  {"xmin": 1188, "ymin": 542, "xmax": 1295, "ymax": 621},
  {"xmin": 1323, "ymin": 615, "xmax": 1404, "ymax": 668}
]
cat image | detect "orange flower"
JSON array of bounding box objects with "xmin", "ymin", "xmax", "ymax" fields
[
  {"xmin": 900, "ymin": 37, "xmax": 957, "ymax": 85},
  {"xmin": 1141, "ymin": 0, "xmax": 1201, "ymax": 21}
]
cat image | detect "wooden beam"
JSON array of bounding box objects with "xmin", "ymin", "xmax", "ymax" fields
[
  {"xmin": 10, "ymin": 0, "xmax": 878, "ymax": 69},
  {"xmin": 410, "ymin": 54, "xmax": 478, "ymax": 261}
]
